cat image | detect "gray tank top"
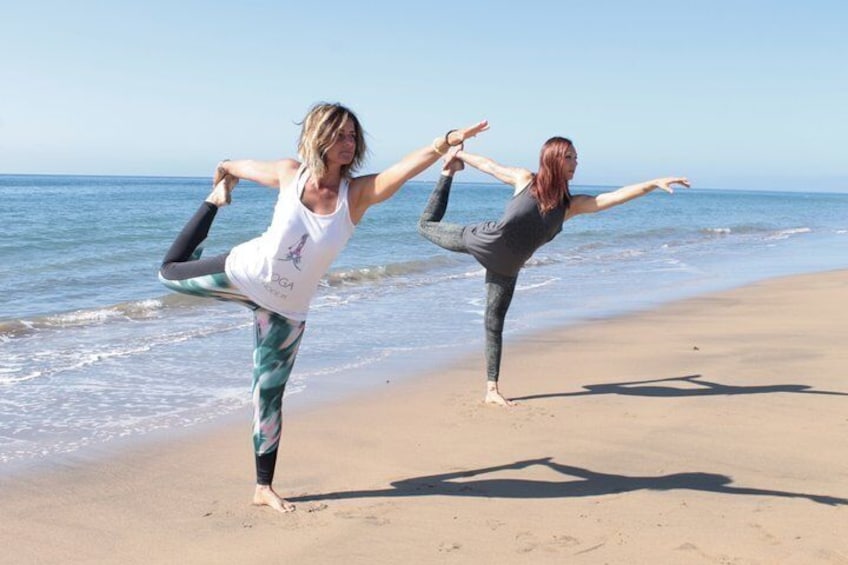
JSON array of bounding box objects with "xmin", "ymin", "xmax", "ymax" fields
[{"xmin": 462, "ymin": 184, "xmax": 567, "ymax": 276}]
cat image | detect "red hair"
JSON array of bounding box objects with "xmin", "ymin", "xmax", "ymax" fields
[{"xmin": 532, "ymin": 137, "xmax": 573, "ymax": 213}]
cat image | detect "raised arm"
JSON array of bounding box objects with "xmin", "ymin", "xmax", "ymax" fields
[
  {"xmin": 348, "ymin": 120, "xmax": 489, "ymax": 221},
  {"xmin": 214, "ymin": 158, "xmax": 301, "ymax": 189},
  {"xmin": 454, "ymin": 149, "xmax": 534, "ymax": 193},
  {"xmin": 567, "ymin": 177, "xmax": 690, "ymax": 218}
]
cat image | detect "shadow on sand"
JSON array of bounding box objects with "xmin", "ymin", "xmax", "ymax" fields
[
  {"xmin": 291, "ymin": 457, "xmax": 847, "ymax": 507},
  {"xmin": 510, "ymin": 374, "xmax": 848, "ymax": 402}
]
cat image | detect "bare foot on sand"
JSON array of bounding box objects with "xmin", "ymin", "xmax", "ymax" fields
[
  {"xmin": 253, "ymin": 485, "xmax": 295, "ymax": 513},
  {"xmin": 485, "ymin": 382, "xmax": 515, "ymax": 407},
  {"xmin": 205, "ymin": 175, "xmax": 238, "ymax": 207}
]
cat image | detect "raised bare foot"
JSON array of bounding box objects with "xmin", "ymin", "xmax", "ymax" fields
[
  {"xmin": 442, "ymin": 145, "xmax": 464, "ymax": 172},
  {"xmin": 205, "ymin": 175, "xmax": 238, "ymax": 207},
  {"xmin": 252, "ymin": 484, "xmax": 295, "ymax": 513},
  {"xmin": 485, "ymin": 383, "xmax": 515, "ymax": 407}
]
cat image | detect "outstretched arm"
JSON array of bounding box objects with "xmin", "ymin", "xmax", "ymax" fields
[
  {"xmin": 214, "ymin": 158, "xmax": 301, "ymax": 189},
  {"xmin": 567, "ymin": 177, "xmax": 690, "ymax": 218},
  {"xmin": 349, "ymin": 121, "xmax": 489, "ymax": 222},
  {"xmin": 454, "ymin": 149, "xmax": 534, "ymax": 193}
]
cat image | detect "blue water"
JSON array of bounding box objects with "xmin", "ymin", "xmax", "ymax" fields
[{"xmin": 1, "ymin": 174, "xmax": 847, "ymax": 465}]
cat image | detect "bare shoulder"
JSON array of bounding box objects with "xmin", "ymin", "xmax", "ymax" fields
[
  {"xmin": 350, "ymin": 172, "xmax": 377, "ymax": 182},
  {"xmin": 516, "ymin": 169, "xmax": 534, "ymax": 186},
  {"xmin": 513, "ymin": 169, "xmax": 535, "ymax": 193},
  {"xmin": 276, "ymin": 158, "xmax": 302, "ymax": 187},
  {"xmin": 348, "ymin": 173, "xmax": 377, "ymax": 190},
  {"xmin": 277, "ymin": 158, "xmax": 301, "ymax": 174}
]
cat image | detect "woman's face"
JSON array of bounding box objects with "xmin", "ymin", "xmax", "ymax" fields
[
  {"xmin": 324, "ymin": 118, "xmax": 357, "ymax": 166},
  {"xmin": 563, "ymin": 145, "xmax": 578, "ymax": 180}
]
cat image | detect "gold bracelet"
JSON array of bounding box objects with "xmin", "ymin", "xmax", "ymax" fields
[{"xmin": 432, "ymin": 139, "xmax": 447, "ymax": 155}]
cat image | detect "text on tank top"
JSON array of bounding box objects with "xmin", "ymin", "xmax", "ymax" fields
[{"xmin": 224, "ymin": 165, "xmax": 356, "ymax": 319}]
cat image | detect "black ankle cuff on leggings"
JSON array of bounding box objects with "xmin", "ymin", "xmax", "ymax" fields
[{"xmin": 256, "ymin": 450, "xmax": 278, "ymax": 486}]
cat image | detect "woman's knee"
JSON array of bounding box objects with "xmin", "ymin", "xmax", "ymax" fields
[
  {"xmin": 159, "ymin": 263, "xmax": 188, "ymax": 282},
  {"xmin": 485, "ymin": 311, "xmax": 506, "ymax": 334},
  {"xmin": 417, "ymin": 222, "xmax": 441, "ymax": 247}
]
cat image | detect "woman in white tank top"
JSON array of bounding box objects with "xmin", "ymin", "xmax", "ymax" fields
[{"xmin": 160, "ymin": 102, "xmax": 488, "ymax": 513}]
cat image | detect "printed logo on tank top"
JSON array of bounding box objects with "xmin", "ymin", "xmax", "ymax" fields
[
  {"xmin": 279, "ymin": 233, "xmax": 309, "ymax": 271},
  {"xmin": 261, "ymin": 274, "xmax": 294, "ymax": 301}
]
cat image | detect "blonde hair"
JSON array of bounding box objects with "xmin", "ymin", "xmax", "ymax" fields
[{"xmin": 297, "ymin": 102, "xmax": 367, "ymax": 180}]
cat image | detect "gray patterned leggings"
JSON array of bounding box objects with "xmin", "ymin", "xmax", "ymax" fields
[
  {"xmin": 418, "ymin": 176, "xmax": 518, "ymax": 382},
  {"xmin": 159, "ymin": 202, "xmax": 304, "ymax": 486}
]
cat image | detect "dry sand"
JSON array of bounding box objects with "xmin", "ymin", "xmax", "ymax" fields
[{"xmin": 2, "ymin": 270, "xmax": 847, "ymax": 564}]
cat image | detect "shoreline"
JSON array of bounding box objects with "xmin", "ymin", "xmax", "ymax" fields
[
  {"xmin": 3, "ymin": 263, "xmax": 843, "ymax": 476},
  {"xmin": 0, "ymin": 263, "xmax": 828, "ymax": 479},
  {"xmin": 3, "ymin": 269, "xmax": 847, "ymax": 563}
]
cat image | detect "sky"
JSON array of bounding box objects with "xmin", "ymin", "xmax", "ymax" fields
[{"xmin": 2, "ymin": 0, "xmax": 846, "ymax": 191}]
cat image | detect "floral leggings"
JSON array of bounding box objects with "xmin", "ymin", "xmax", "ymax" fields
[{"xmin": 159, "ymin": 202, "xmax": 304, "ymax": 485}]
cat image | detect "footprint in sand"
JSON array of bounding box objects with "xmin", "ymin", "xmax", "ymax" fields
[
  {"xmin": 438, "ymin": 542, "xmax": 461, "ymax": 553},
  {"xmin": 514, "ymin": 531, "xmax": 538, "ymax": 553},
  {"xmin": 335, "ymin": 509, "xmax": 391, "ymax": 526},
  {"xmin": 515, "ymin": 532, "xmax": 583, "ymax": 554},
  {"xmin": 552, "ymin": 534, "xmax": 581, "ymax": 548}
]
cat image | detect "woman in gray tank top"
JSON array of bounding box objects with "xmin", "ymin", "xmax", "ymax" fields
[{"xmin": 419, "ymin": 137, "xmax": 689, "ymax": 407}]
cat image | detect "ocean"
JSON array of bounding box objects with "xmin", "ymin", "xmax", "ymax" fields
[{"xmin": 1, "ymin": 174, "xmax": 846, "ymax": 468}]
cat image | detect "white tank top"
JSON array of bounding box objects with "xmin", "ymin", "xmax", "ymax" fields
[{"xmin": 225, "ymin": 165, "xmax": 356, "ymax": 320}]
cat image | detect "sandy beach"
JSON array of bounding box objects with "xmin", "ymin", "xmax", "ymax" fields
[{"xmin": 2, "ymin": 269, "xmax": 847, "ymax": 564}]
